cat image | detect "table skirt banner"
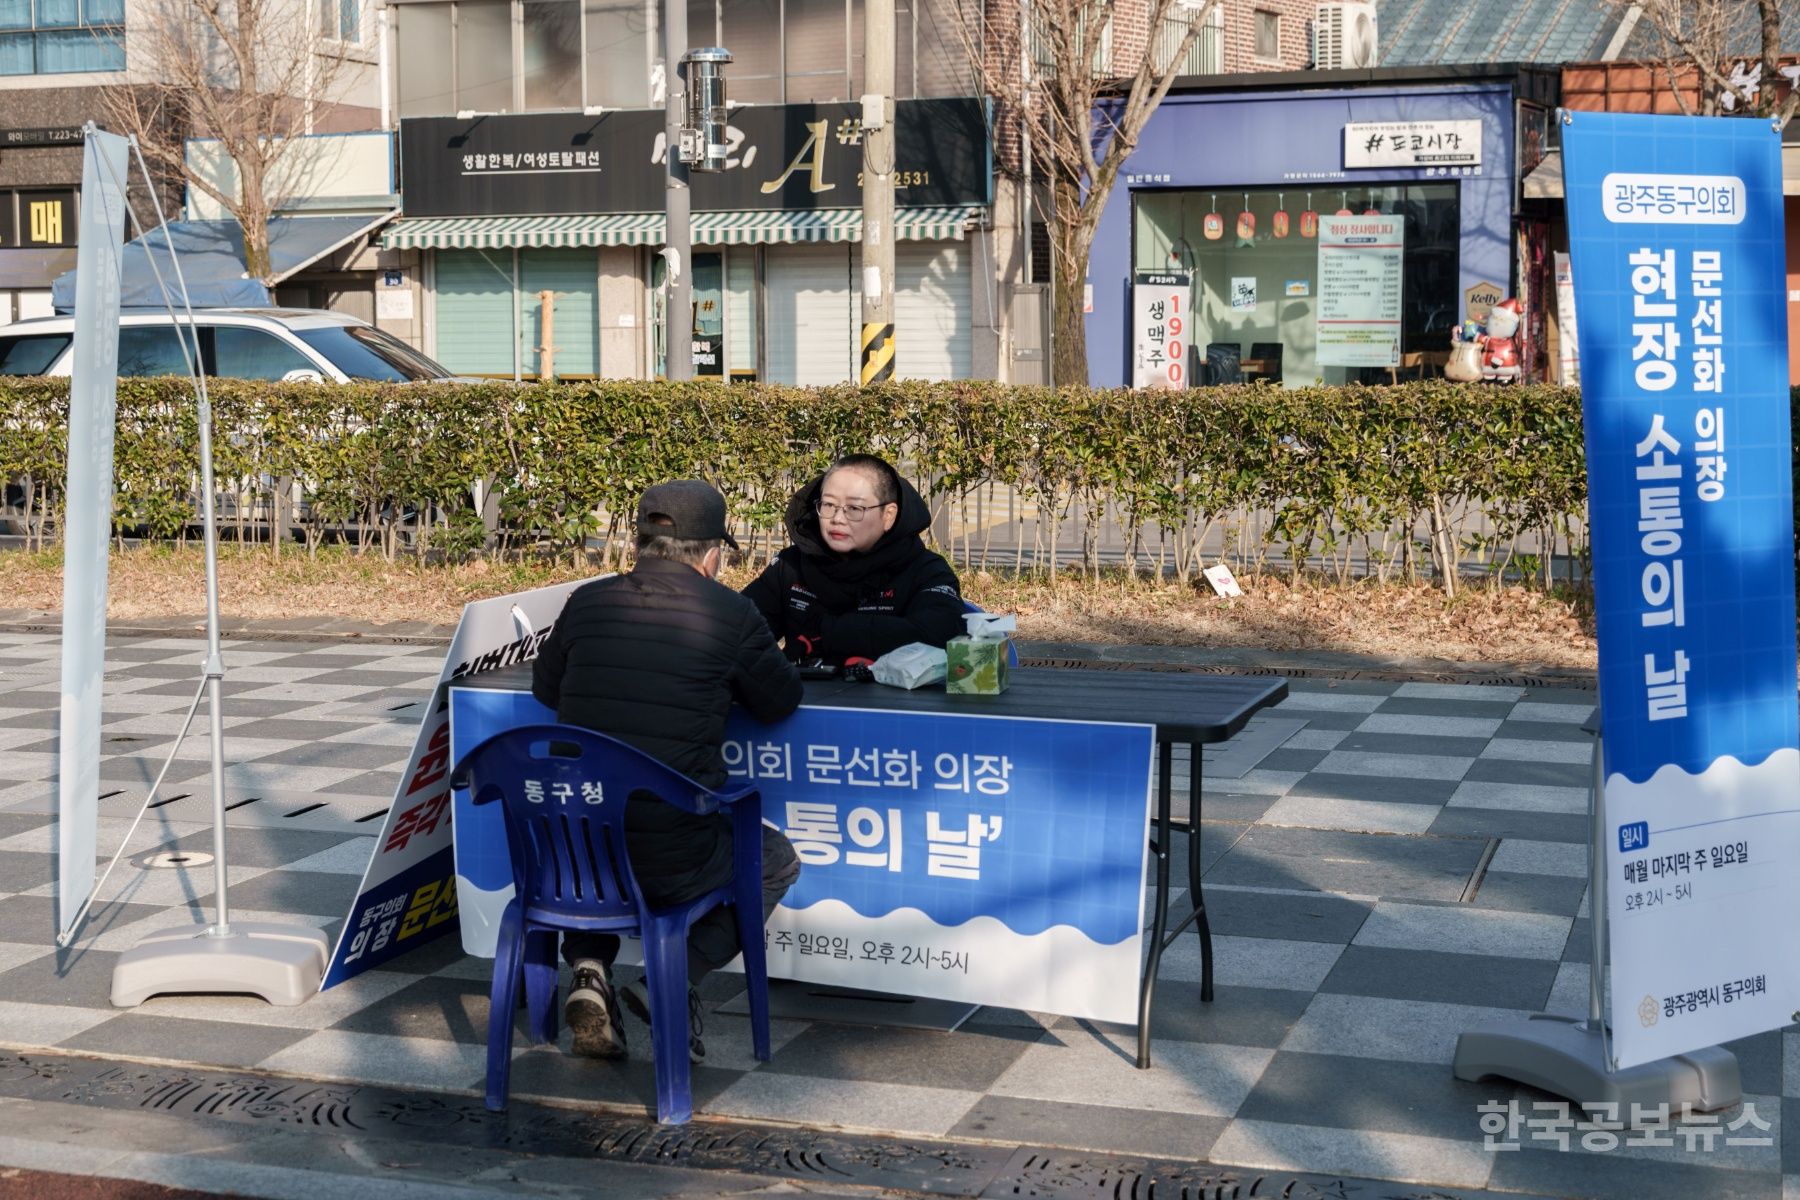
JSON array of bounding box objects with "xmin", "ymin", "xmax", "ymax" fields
[
  {"xmin": 320, "ymin": 581, "xmax": 580, "ymax": 988},
  {"xmin": 447, "ymin": 691, "xmax": 1154, "ymax": 1024},
  {"xmin": 1562, "ymin": 110, "xmax": 1800, "ymax": 1068}
]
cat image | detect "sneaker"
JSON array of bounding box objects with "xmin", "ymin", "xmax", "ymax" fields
[
  {"xmin": 564, "ymin": 962, "xmax": 627, "ymax": 1060},
  {"xmin": 619, "ymin": 980, "xmax": 706, "ymax": 1064}
]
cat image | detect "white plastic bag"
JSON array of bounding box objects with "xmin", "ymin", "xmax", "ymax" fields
[{"xmin": 871, "ymin": 642, "xmax": 947, "ymax": 690}]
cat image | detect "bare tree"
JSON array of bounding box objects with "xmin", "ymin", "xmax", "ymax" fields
[
  {"xmin": 1621, "ymin": 0, "xmax": 1799, "ymax": 122},
  {"xmin": 956, "ymin": 0, "xmax": 1219, "ymax": 386},
  {"xmin": 102, "ymin": 0, "xmax": 355, "ymax": 281}
]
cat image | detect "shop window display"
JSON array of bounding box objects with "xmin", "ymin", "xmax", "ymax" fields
[{"xmin": 1132, "ymin": 183, "xmax": 1459, "ymax": 386}]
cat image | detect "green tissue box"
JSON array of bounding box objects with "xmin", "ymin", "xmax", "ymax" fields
[{"xmin": 946, "ymin": 635, "xmax": 1010, "ymax": 695}]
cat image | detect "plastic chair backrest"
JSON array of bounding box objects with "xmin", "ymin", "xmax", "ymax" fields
[
  {"xmin": 457, "ymin": 724, "xmax": 719, "ymax": 926},
  {"xmin": 959, "ymin": 598, "xmax": 1020, "ymax": 668}
]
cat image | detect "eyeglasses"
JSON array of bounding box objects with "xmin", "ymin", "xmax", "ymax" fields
[{"xmin": 815, "ymin": 500, "xmax": 891, "ymax": 523}]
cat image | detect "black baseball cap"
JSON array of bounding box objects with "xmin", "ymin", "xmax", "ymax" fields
[{"xmin": 636, "ymin": 479, "xmax": 740, "ymax": 550}]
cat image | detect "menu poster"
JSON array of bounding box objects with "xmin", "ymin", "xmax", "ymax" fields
[{"xmin": 1316, "ymin": 214, "xmax": 1404, "ymax": 367}]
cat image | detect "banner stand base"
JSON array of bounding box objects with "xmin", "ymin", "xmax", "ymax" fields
[
  {"xmin": 1453, "ymin": 1013, "xmax": 1741, "ymax": 1116},
  {"xmin": 720, "ymin": 980, "xmax": 978, "ymax": 1032},
  {"xmin": 111, "ymin": 921, "xmax": 330, "ymax": 1008}
]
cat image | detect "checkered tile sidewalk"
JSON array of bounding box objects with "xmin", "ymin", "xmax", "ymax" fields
[{"xmin": 0, "ymin": 630, "xmax": 1790, "ymax": 1199}]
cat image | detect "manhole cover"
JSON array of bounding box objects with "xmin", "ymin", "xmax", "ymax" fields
[{"xmin": 135, "ymin": 851, "xmax": 214, "ymax": 870}]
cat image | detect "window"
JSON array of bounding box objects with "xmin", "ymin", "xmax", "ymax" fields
[
  {"xmin": 1132, "ymin": 183, "xmax": 1459, "ymax": 387},
  {"xmin": 0, "ymin": 0, "xmax": 123, "ymax": 75},
  {"xmin": 319, "ymin": 0, "xmax": 362, "ymax": 42},
  {"xmin": 457, "ymin": 0, "xmax": 515, "ymax": 112},
  {"xmin": 296, "ymin": 325, "xmax": 452, "ymax": 381},
  {"xmin": 0, "ymin": 333, "xmax": 71, "ymax": 376},
  {"xmin": 522, "ymin": 0, "xmax": 581, "ymax": 109},
  {"xmin": 1253, "ymin": 9, "xmax": 1278, "ymax": 61},
  {"xmin": 720, "ymin": 0, "xmax": 780, "ymax": 104},
  {"xmin": 211, "ymin": 327, "xmax": 321, "ymax": 380},
  {"xmin": 583, "ymin": 0, "xmax": 654, "ymax": 109},
  {"xmin": 396, "ymin": 4, "xmax": 454, "ymax": 116},
  {"xmin": 1156, "ymin": 4, "xmax": 1221, "ymax": 75},
  {"xmin": 116, "ymin": 327, "xmax": 194, "ymax": 378}
]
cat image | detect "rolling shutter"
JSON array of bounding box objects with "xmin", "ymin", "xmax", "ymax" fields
[
  {"xmin": 433, "ymin": 249, "xmax": 517, "ymax": 378},
  {"xmin": 894, "ymin": 241, "xmax": 971, "ymax": 380},
  {"xmin": 520, "ymin": 248, "xmax": 600, "ymax": 378},
  {"xmin": 764, "ymin": 243, "xmax": 852, "ymax": 385}
]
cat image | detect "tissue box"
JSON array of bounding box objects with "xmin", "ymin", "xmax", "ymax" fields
[{"xmin": 946, "ymin": 636, "xmax": 1009, "ymax": 695}]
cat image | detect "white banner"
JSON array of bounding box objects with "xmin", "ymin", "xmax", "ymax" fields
[
  {"xmin": 1316, "ymin": 214, "xmax": 1404, "ymax": 368},
  {"xmin": 1131, "ymin": 272, "xmax": 1192, "ymax": 389},
  {"xmin": 321, "ymin": 580, "xmax": 581, "ymax": 986},
  {"xmin": 56, "ymin": 128, "xmax": 131, "ymax": 939},
  {"xmin": 1553, "ymin": 251, "xmax": 1580, "ymax": 387},
  {"xmin": 1344, "ymin": 120, "xmax": 1482, "ymax": 169}
]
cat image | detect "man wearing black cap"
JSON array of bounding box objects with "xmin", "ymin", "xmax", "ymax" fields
[{"xmin": 531, "ymin": 479, "xmax": 802, "ymax": 1064}]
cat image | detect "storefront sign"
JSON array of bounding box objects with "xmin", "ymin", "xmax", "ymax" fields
[
  {"xmin": 1464, "ymin": 280, "xmax": 1504, "ymax": 324},
  {"xmin": 322, "ymin": 582, "xmax": 581, "ymax": 987},
  {"xmin": 2, "ymin": 126, "xmax": 83, "ymax": 148},
  {"xmin": 399, "ymin": 99, "xmax": 989, "ymax": 218},
  {"xmin": 17, "ymin": 190, "xmax": 76, "ymax": 248},
  {"xmin": 447, "ymin": 690, "xmax": 1153, "ymax": 1023},
  {"xmin": 1563, "ymin": 111, "xmax": 1799, "ymax": 1069},
  {"xmin": 1344, "ymin": 120, "xmax": 1482, "ymax": 169},
  {"xmin": 1315, "ymin": 213, "xmax": 1403, "ymax": 367},
  {"xmin": 1131, "ymin": 271, "xmax": 1191, "ymax": 388}
]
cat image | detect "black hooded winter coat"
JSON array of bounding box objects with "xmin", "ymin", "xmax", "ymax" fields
[{"xmin": 742, "ymin": 465, "xmax": 964, "ymax": 665}]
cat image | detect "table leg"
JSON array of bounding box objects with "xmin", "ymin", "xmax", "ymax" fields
[
  {"xmin": 1137, "ymin": 740, "xmax": 1174, "ymax": 1069},
  {"xmin": 1188, "ymin": 740, "xmax": 1213, "ymax": 1003}
]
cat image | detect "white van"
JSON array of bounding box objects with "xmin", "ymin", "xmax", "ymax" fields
[{"xmin": 0, "ymin": 308, "xmax": 456, "ymax": 383}]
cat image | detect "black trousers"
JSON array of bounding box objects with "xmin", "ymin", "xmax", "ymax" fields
[{"xmin": 563, "ymin": 821, "xmax": 801, "ymax": 983}]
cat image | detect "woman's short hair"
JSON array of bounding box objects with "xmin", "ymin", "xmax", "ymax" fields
[{"xmin": 825, "ymin": 454, "xmax": 899, "ymax": 506}]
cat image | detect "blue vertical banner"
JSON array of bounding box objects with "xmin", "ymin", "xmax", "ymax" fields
[{"xmin": 1563, "ymin": 111, "xmax": 1799, "ymax": 1068}]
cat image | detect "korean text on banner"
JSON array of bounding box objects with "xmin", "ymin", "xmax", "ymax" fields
[
  {"xmin": 1562, "ymin": 111, "xmax": 1800, "ymax": 1069},
  {"xmin": 1132, "ymin": 272, "xmax": 1192, "ymax": 389},
  {"xmin": 446, "ymin": 695, "xmax": 1154, "ymax": 1023},
  {"xmin": 56, "ymin": 128, "xmax": 131, "ymax": 940},
  {"xmin": 320, "ymin": 581, "xmax": 579, "ymax": 987}
]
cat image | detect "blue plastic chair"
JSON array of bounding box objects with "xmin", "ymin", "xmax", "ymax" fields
[
  {"xmin": 452, "ymin": 724, "xmax": 771, "ymax": 1124},
  {"xmin": 960, "ymin": 599, "xmax": 1020, "ymax": 667}
]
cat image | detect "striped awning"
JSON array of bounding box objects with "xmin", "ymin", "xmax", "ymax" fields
[{"xmin": 380, "ymin": 205, "xmax": 983, "ymax": 250}]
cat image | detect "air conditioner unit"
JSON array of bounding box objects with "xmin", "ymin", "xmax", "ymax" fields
[{"xmin": 1314, "ymin": 1, "xmax": 1378, "ymax": 69}]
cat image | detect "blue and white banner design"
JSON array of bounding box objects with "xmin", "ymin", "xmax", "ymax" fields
[
  {"xmin": 448, "ymin": 693, "xmax": 1154, "ymax": 1023},
  {"xmin": 1563, "ymin": 111, "xmax": 1800, "ymax": 1068}
]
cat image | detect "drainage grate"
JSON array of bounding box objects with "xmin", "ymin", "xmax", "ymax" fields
[{"xmin": 0, "ymin": 1049, "xmax": 1553, "ymax": 1200}]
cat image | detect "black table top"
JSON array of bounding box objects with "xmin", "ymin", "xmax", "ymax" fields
[{"xmin": 453, "ymin": 661, "xmax": 1288, "ymax": 745}]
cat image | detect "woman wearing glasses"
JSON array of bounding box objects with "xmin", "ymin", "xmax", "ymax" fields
[{"xmin": 742, "ymin": 454, "xmax": 964, "ymax": 666}]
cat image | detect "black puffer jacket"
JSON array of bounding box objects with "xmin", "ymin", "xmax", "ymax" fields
[
  {"xmin": 532, "ymin": 558, "xmax": 802, "ymax": 874},
  {"xmin": 742, "ymin": 466, "xmax": 964, "ymax": 665}
]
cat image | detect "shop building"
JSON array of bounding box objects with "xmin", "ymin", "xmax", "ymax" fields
[
  {"xmin": 1084, "ymin": 65, "xmax": 1560, "ymax": 388},
  {"xmin": 382, "ymin": 100, "xmax": 994, "ymax": 382},
  {"xmin": 376, "ymin": 0, "xmax": 1317, "ymax": 383}
]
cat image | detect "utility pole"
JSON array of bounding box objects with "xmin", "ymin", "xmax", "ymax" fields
[
  {"xmin": 858, "ymin": 0, "xmax": 895, "ymax": 385},
  {"xmin": 664, "ymin": 0, "xmax": 692, "ymax": 381}
]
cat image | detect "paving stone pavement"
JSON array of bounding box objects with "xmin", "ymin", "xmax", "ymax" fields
[{"xmin": 0, "ymin": 629, "xmax": 1788, "ymax": 1200}]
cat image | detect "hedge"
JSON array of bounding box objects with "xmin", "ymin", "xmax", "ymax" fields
[{"xmin": 0, "ymin": 377, "xmax": 1595, "ymax": 594}]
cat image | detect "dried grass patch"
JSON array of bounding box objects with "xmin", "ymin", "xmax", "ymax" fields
[{"xmin": 0, "ymin": 546, "xmax": 1596, "ymax": 669}]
